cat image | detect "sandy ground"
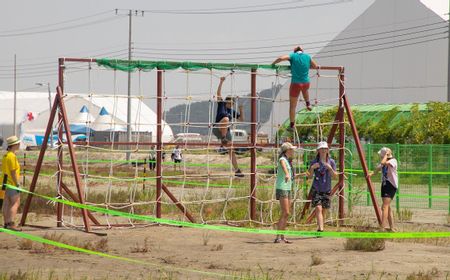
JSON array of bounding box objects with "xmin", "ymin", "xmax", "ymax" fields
[{"xmin": 1, "ymin": 215, "xmax": 449, "ymax": 280}]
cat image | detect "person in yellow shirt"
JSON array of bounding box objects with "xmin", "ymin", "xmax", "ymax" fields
[{"xmin": 1, "ymin": 135, "xmax": 21, "ymax": 230}]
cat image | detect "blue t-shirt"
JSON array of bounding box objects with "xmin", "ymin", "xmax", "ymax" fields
[
  {"xmin": 289, "ymin": 52, "xmax": 311, "ymax": 84},
  {"xmin": 310, "ymin": 158, "xmax": 336, "ymax": 193},
  {"xmin": 215, "ymin": 101, "xmax": 240, "ymax": 123}
]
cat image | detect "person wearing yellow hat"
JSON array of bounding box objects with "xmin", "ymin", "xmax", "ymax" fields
[
  {"xmin": 1, "ymin": 135, "xmax": 22, "ymax": 231},
  {"xmin": 308, "ymin": 141, "xmax": 337, "ymax": 233}
]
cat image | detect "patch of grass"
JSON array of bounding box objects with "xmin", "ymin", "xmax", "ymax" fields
[
  {"xmin": 17, "ymin": 239, "xmax": 33, "ymax": 250},
  {"xmin": 406, "ymin": 267, "xmax": 439, "ymax": 280},
  {"xmin": 344, "ymin": 238, "xmax": 385, "ymax": 252},
  {"xmin": 202, "ymin": 231, "xmax": 211, "ymax": 246},
  {"xmin": 131, "ymin": 237, "xmax": 150, "ymax": 253},
  {"xmin": 396, "ymin": 208, "xmax": 413, "ymax": 222},
  {"xmin": 211, "ymin": 244, "xmax": 223, "ymax": 251},
  {"xmin": 310, "ymin": 253, "xmax": 323, "ymax": 266},
  {"xmin": 78, "ymin": 238, "xmax": 108, "ymax": 253}
]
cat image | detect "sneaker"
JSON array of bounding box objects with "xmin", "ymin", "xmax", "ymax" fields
[
  {"xmin": 306, "ymin": 105, "xmax": 312, "ymax": 111},
  {"xmin": 221, "ymin": 137, "xmax": 229, "ymax": 145},
  {"xmin": 281, "ymin": 238, "xmax": 293, "ymax": 244},
  {"xmin": 274, "ymin": 237, "xmax": 282, "ymax": 243},
  {"xmin": 5, "ymin": 222, "xmax": 21, "ymax": 231},
  {"xmin": 316, "ymin": 229, "xmax": 323, "ymax": 238},
  {"xmin": 235, "ymin": 169, "xmax": 244, "ymax": 178}
]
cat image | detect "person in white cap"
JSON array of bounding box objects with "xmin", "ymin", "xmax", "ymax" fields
[
  {"xmin": 1, "ymin": 135, "xmax": 22, "ymax": 231},
  {"xmin": 308, "ymin": 141, "xmax": 337, "ymax": 232},
  {"xmin": 368, "ymin": 147, "xmax": 398, "ymax": 231},
  {"xmin": 274, "ymin": 142, "xmax": 297, "ymax": 243}
]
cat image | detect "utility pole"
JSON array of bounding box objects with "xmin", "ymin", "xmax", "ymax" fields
[
  {"xmin": 115, "ymin": 9, "xmax": 144, "ymax": 161},
  {"xmin": 126, "ymin": 9, "xmax": 132, "ymax": 161},
  {"xmin": 13, "ymin": 54, "xmax": 17, "ymax": 136}
]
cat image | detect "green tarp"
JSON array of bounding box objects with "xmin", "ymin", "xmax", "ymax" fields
[{"xmin": 96, "ymin": 58, "xmax": 291, "ymax": 72}]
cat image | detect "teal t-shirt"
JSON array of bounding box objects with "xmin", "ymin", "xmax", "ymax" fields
[
  {"xmin": 276, "ymin": 157, "xmax": 293, "ymax": 191},
  {"xmin": 289, "ymin": 52, "xmax": 311, "ymax": 84}
]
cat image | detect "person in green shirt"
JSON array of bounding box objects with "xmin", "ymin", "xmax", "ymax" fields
[
  {"xmin": 2, "ymin": 136, "xmax": 22, "ymax": 231},
  {"xmin": 274, "ymin": 142, "xmax": 298, "ymax": 243}
]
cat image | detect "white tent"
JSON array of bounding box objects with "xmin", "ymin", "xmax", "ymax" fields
[
  {"xmin": 91, "ymin": 107, "xmax": 126, "ymax": 132},
  {"xmin": 19, "ymin": 93, "xmax": 174, "ymax": 146}
]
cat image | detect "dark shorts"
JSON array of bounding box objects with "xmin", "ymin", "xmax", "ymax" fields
[
  {"xmin": 312, "ymin": 190, "xmax": 331, "ymax": 209},
  {"xmin": 213, "ymin": 126, "xmax": 232, "ymax": 142},
  {"xmin": 381, "ymin": 181, "xmax": 397, "ymax": 199},
  {"xmin": 289, "ymin": 82, "xmax": 310, "ymax": 98},
  {"xmin": 276, "ymin": 189, "xmax": 292, "ymax": 200},
  {"xmin": 173, "ymin": 159, "xmax": 182, "ymax": 163}
]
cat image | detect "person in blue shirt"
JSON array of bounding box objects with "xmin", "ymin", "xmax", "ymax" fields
[
  {"xmin": 213, "ymin": 77, "xmax": 244, "ymax": 178},
  {"xmin": 272, "ymin": 46, "xmax": 318, "ymax": 133},
  {"xmin": 308, "ymin": 141, "xmax": 337, "ymax": 232}
]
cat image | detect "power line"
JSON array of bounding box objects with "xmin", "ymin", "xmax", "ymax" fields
[
  {"xmin": 0, "ymin": 16, "xmax": 125, "ymax": 38},
  {"xmin": 132, "ymin": 31, "xmax": 447, "ymax": 61},
  {"xmin": 137, "ymin": 0, "xmax": 351, "ymax": 15},
  {"xmin": 132, "ymin": 36, "xmax": 448, "ymax": 63},
  {"xmin": 0, "ymin": 10, "xmax": 113, "ymax": 33},
  {"xmin": 133, "ymin": 28, "xmax": 447, "ymax": 57},
  {"xmin": 134, "ymin": 21, "xmax": 447, "ymax": 52}
]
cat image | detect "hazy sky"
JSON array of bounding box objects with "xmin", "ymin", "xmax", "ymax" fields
[{"xmin": 0, "ymin": 0, "xmax": 447, "ymax": 110}]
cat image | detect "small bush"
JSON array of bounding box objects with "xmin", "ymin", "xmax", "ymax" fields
[
  {"xmin": 17, "ymin": 239, "xmax": 33, "ymax": 250},
  {"xmin": 211, "ymin": 244, "xmax": 223, "ymax": 251},
  {"xmin": 397, "ymin": 208, "xmax": 413, "ymax": 222},
  {"xmin": 406, "ymin": 267, "xmax": 439, "ymax": 280},
  {"xmin": 202, "ymin": 231, "xmax": 211, "ymax": 246},
  {"xmin": 130, "ymin": 237, "xmax": 150, "ymax": 253},
  {"xmin": 310, "ymin": 253, "xmax": 323, "ymax": 266},
  {"xmin": 344, "ymin": 238, "xmax": 385, "ymax": 252}
]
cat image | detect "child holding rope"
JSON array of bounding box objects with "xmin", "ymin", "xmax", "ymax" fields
[
  {"xmin": 274, "ymin": 142, "xmax": 297, "ymax": 243},
  {"xmin": 308, "ymin": 141, "xmax": 337, "ymax": 232},
  {"xmin": 272, "ymin": 46, "xmax": 318, "ymax": 135},
  {"xmin": 213, "ymin": 76, "xmax": 244, "ymax": 178}
]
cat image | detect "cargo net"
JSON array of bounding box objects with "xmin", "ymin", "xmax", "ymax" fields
[{"xmin": 35, "ymin": 59, "xmax": 348, "ymax": 229}]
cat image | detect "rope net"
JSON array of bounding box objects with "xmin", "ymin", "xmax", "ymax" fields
[{"xmin": 32, "ymin": 58, "xmax": 348, "ymax": 229}]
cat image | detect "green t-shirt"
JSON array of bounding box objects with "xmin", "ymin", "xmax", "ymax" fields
[{"xmin": 276, "ymin": 157, "xmax": 293, "ymax": 191}]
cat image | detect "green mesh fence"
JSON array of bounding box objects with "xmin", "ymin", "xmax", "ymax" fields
[
  {"xmin": 345, "ymin": 143, "xmax": 450, "ymax": 213},
  {"xmin": 96, "ymin": 58, "xmax": 291, "ymax": 72}
]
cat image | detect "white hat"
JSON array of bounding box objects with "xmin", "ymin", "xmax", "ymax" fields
[
  {"xmin": 378, "ymin": 147, "xmax": 392, "ymax": 157},
  {"xmin": 316, "ymin": 141, "xmax": 329, "ymax": 150},
  {"xmin": 280, "ymin": 142, "xmax": 297, "ymax": 152},
  {"xmin": 6, "ymin": 135, "xmax": 21, "ymax": 147}
]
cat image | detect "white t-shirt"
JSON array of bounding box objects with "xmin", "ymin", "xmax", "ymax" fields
[
  {"xmin": 378, "ymin": 158, "xmax": 398, "ymax": 188},
  {"xmin": 172, "ymin": 148, "xmax": 182, "ymax": 160}
]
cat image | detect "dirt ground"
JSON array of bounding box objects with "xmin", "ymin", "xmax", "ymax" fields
[{"xmin": 1, "ymin": 215, "xmax": 449, "ymax": 280}]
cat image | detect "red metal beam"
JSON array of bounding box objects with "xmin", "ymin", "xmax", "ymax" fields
[
  {"xmin": 338, "ymin": 71, "xmax": 345, "ymax": 225},
  {"xmin": 20, "ymin": 91, "xmax": 60, "ymax": 227},
  {"xmin": 57, "ymin": 87, "xmax": 91, "ymax": 232},
  {"xmin": 156, "ymin": 69, "xmax": 163, "ymax": 218},
  {"xmin": 250, "ymin": 68, "xmax": 257, "ymax": 221},
  {"xmin": 162, "ymin": 184, "xmax": 195, "ymax": 223},
  {"xmin": 342, "ymin": 92, "xmax": 382, "ymax": 225}
]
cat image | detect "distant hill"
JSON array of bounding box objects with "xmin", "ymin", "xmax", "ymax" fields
[{"xmin": 165, "ymin": 85, "xmax": 282, "ymax": 135}]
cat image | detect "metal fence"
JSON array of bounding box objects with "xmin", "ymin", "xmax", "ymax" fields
[{"xmin": 344, "ymin": 143, "xmax": 450, "ymax": 213}]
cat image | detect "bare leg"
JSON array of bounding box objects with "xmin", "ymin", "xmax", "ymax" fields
[
  {"xmin": 301, "ymin": 89, "xmax": 312, "ymax": 111},
  {"xmin": 277, "ymin": 197, "xmax": 291, "ymax": 241},
  {"xmin": 229, "ymin": 149, "xmax": 239, "ymax": 171},
  {"xmin": 388, "ymin": 205, "xmax": 394, "ymax": 230},
  {"xmin": 9, "ymin": 195, "xmax": 20, "ymax": 224},
  {"xmin": 381, "ymin": 197, "xmax": 391, "ymax": 229},
  {"xmin": 289, "ymin": 96, "xmax": 299, "ymax": 125},
  {"xmin": 2, "ymin": 196, "xmax": 10, "ymax": 224},
  {"xmin": 316, "ymin": 205, "xmax": 324, "ymax": 231},
  {"xmin": 218, "ymin": 117, "xmax": 230, "ymax": 138}
]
